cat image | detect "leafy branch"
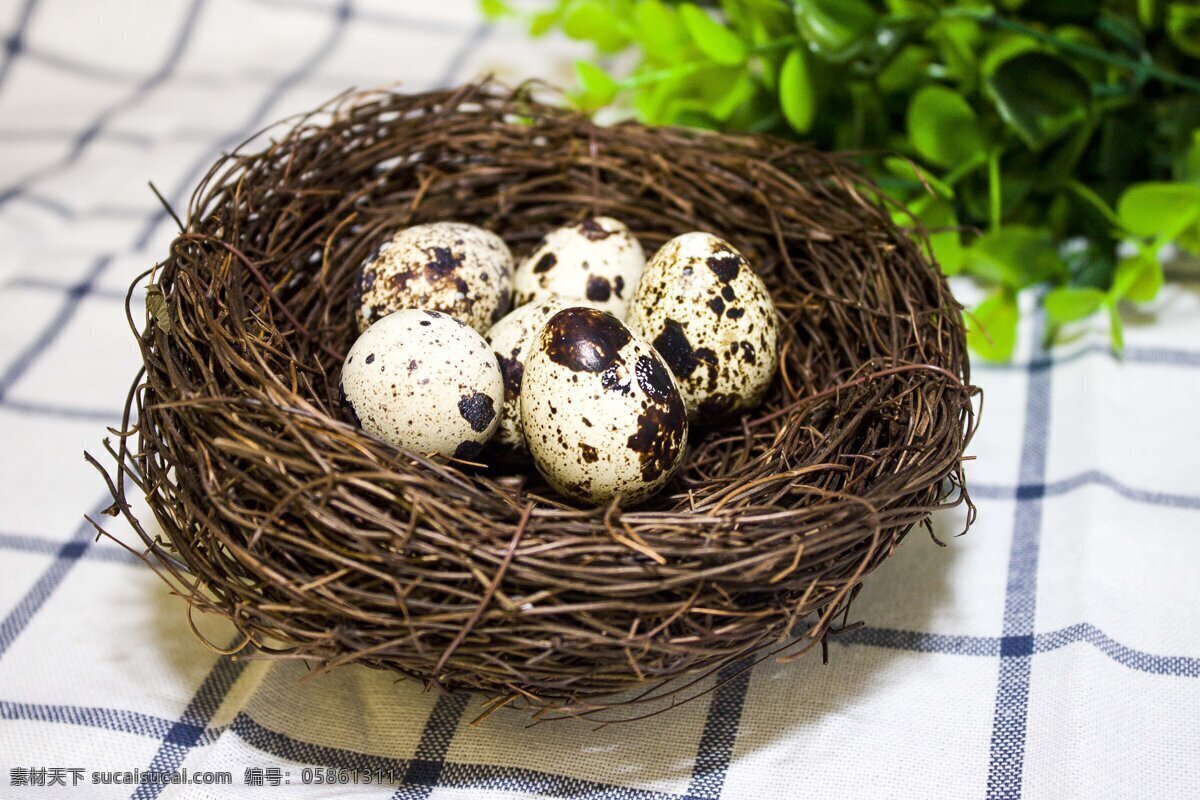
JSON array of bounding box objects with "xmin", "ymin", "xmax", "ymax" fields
[{"xmin": 483, "ymin": 0, "xmax": 1200, "ymax": 360}]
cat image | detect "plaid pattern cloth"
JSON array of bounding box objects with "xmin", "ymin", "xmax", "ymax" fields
[{"xmin": 1, "ymin": 1, "xmax": 1199, "ymax": 798}]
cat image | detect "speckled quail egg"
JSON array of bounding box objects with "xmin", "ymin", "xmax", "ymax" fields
[
  {"xmin": 628, "ymin": 232, "xmax": 778, "ymax": 422},
  {"xmin": 520, "ymin": 307, "xmax": 688, "ymax": 506},
  {"xmin": 512, "ymin": 217, "xmax": 645, "ymax": 318},
  {"xmin": 484, "ymin": 296, "xmax": 602, "ymax": 457},
  {"xmin": 355, "ymin": 222, "xmax": 513, "ymax": 334},
  {"xmin": 340, "ymin": 309, "xmax": 503, "ymax": 460}
]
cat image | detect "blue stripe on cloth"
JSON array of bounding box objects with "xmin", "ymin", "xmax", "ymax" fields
[
  {"xmin": 391, "ymin": 692, "xmax": 470, "ymax": 800},
  {"xmin": 130, "ymin": 653, "xmax": 247, "ymax": 800},
  {"xmin": 0, "ymin": 0, "xmax": 37, "ymax": 98},
  {"xmin": 0, "ymin": 529, "xmax": 140, "ymax": 566},
  {"xmin": 0, "ymin": 699, "xmax": 179, "ymax": 740},
  {"xmin": 0, "ymin": 397, "xmax": 125, "ymax": 422},
  {"xmin": 13, "ymin": 193, "xmax": 150, "ymax": 219},
  {"xmin": 0, "ymin": 0, "xmax": 206, "ymax": 213},
  {"xmin": 438, "ymin": 763, "xmax": 685, "ymax": 800},
  {"xmin": 17, "ymin": 44, "xmax": 150, "ymax": 85},
  {"xmin": 0, "ymin": 498, "xmax": 111, "ymax": 659},
  {"xmin": 230, "ymin": 712, "xmax": 416, "ymax": 773},
  {"xmin": 986, "ymin": 312, "xmax": 1053, "ymax": 800},
  {"xmin": 434, "ymin": 22, "xmax": 491, "ymax": 89},
  {"xmin": 838, "ymin": 624, "xmax": 1200, "ymax": 677},
  {"xmin": 971, "ymin": 472, "xmax": 1200, "ymax": 510},
  {"xmin": 686, "ymin": 660, "xmax": 753, "ymax": 799},
  {"xmin": 837, "ymin": 626, "xmax": 1001, "ymax": 657},
  {"xmin": 2, "ymin": 275, "xmax": 128, "ymax": 300},
  {"xmin": 1033, "ymin": 624, "xmax": 1200, "ymax": 677},
  {"xmin": 0, "ymin": 254, "xmax": 110, "ymax": 400},
  {"xmin": 0, "ymin": 127, "xmax": 154, "ymax": 145}
]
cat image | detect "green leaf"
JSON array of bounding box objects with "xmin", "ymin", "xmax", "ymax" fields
[
  {"xmin": 1051, "ymin": 26, "xmax": 1107, "ymax": 83},
  {"xmin": 1137, "ymin": 0, "xmax": 1161, "ymax": 29},
  {"xmin": 967, "ymin": 289, "xmax": 1019, "ymax": 361},
  {"xmin": 1117, "ymin": 182, "xmax": 1200, "ymax": 239},
  {"xmin": 893, "ymin": 197, "xmax": 963, "ymax": 275},
  {"xmin": 1110, "ymin": 252, "xmax": 1164, "ymax": 302},
  {"xmin": 981, "ymin": 32, "xmax": 1041, "ymax": 77},
  {"xmin": 529, "ymin": 10, "xmax": 561, "ymax": 36},
  {"xmin": 961, "ymin": 225, "xmax": 1066, "ymax": 288},
  {"xmin": 1044, "ymin": 285, "xmax": 1106, "ymax": 323},
  {"xmin": 633, "ymin": 0, "xmax": 685, "ymax": 64},
  {"xmin": 883, "ymin": 157, "xmax": 954, "ymax": 198},
  {"xmin": 562, "ymin": 0, "xmax": 629, "ymax": 52},
  {"xmin": 479, "ymin": 0, "xmax": 514, "ymax": 18},
  {"xmin": 679, "ymin": 4, "xmax": 746, "ymax": 65},
  {"xmin": 921, "ymin": 198, "xmax": 964, "ymax": 274},
  {"xmin": 703, "ymin": 69, "xmax": 757, "ymax": 122},
  {"xmin": 1167, "ymin": 3, "xmax": 1200, "ymax": 57},
  {"xmin": 673, "ymin": 109, "xmax": 722, "ymax": 130},
  {"xmin": 778, "ymin": 48, "xmax": 815, "ymax": 133},
  {"xmin": 1108, "ymin": 302, "xmax": 1125, "ymax": 352},
  {"xmin": 750, "ymin": 17, "xmax": 786, "ymax": 91},
  {"xmin": 986, "ymin": 52, "xmax": 1091, "ymax": 151},
  {"xmin": 1179, "ymin": 131, "xmax": 1200, "ymax": 184},
  {"xmin": 1063, "ymin": 237, "xmax": 1117, "ymax": 289},
  {"xmin": 571, "ymin": 61, "xmax": 618, "ymax": 111},
  {"xmin": 906, "ymin": 85, "xmax": 987, "ymax": 168},
  {"xmin": 927, "ymin": 18, "xmax": 980, "ymax": 91},
  {"xmin": 793, "ymin": 0, "xmax": 876, "ymax": 60},
  {"xmin": 877, "ymin": 45, "xmax": 933, "ymax": 95}
]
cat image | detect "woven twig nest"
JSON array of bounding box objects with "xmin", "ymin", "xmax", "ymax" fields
[{"xmin": 94, "ymin": 80, "xmax": 978, "ymax": 723}]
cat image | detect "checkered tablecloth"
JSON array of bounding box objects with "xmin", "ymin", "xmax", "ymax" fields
[{"xmin": 2, "ymin": 2, "xmax": 1199, "ymax": 798}]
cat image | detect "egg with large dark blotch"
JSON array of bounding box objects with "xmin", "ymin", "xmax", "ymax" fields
[
  {"xmin": 512, "ymin": 217, "xmax": 644, "ymax": 318},
  {"xmin": 484, "ymin": 296, "xmax": 601, "ymax": 457},
  {"xmin": 628, "ymin": 232, "xmax": 778, "ymax": 422},
  {"xmin": 340, "ymin": 309, "xmax": 503, "ymax": 460},
  {"xmin": 520, "ymin": 307, "xmax": 688, "ymax": 506},
  {"xmin": 355, "ymin": 222, "xmax": 513, "ymax": 334}
]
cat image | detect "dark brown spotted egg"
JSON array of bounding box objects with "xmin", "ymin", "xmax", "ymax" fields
[
  {"xmin": 628, "ymin": 232, "xmax": 779, "ymax": 422},
  {"xmin": 340, "ymin": 309, "xmax": 503, "ymax": 460},
  {"xmin": 512, "ymin": 217, "xmax": 645, "ymax": 318},
  {"xmin": 520, "ymin": 308, "xmax": 688, "ymax": 506},
  {"xmin": 355, "ymin": 222, "xmax": 513, "ymax": 334},
  {"xmin": 484, "ymin": 296, "xmax": 601, "ymax": 456}
]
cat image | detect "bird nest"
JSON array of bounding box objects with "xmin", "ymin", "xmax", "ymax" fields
[{"xmin": 92, "ymin": 80, "xmax": 979, "ymax": 724}]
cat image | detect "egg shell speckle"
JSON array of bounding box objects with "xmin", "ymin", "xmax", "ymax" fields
[
  {"xmin": 355, "ymin": 222, "xmax": 513, "ymax": 334},
  {"xmin": 520, "ymin": 307, "xmax": 688, "ymax": 506},
  {"xmin": 484, "ymin": 296, "xmax": 602, "ymax": 456},
  {"xmin": 628, "ymin": 232, "xmax": 779, "ymax": 422},
  {"xmin": 340, "ymin": 309, "xmax": 503, "ymax": 459},
  {"xmin": 512, "ymin": 217, "xmax": 645, "ymax": 318}
]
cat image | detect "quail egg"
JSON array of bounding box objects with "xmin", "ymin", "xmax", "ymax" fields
[
  {"xmin": 355, "ymin": 222, "xmax": 513, "ymax": 334},
  {"xmin": 512, "ymin": 217, "xmax": 645, "ymax": 318},
  {"xmin": 340, "ymin": 309, "xmax": 503, "ymax": 460},
  {"xmin": 484, "ymin": 296, "xmax": 601, "ymax": 457},
  {"xmin": 628, "ymin": 232, "xmax": 778, "ymax": 422},
  {"xmin": 520, "ymin": 307, "xmax": 688, "ymax": 505}
]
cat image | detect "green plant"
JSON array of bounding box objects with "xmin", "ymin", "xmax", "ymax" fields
[{"xmin": 482, "ymin": 0, "xmax": 1200, "ymax": 359}]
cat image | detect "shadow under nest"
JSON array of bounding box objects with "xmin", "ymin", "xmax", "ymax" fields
[{"xmin": 92, "ymin": 80, "xmax": 979, "ymax": 724}]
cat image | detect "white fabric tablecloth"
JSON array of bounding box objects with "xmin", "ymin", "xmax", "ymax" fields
[{"xmin": 1, "ymin": 2, "xmax": 1198, "ymax": 798}]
